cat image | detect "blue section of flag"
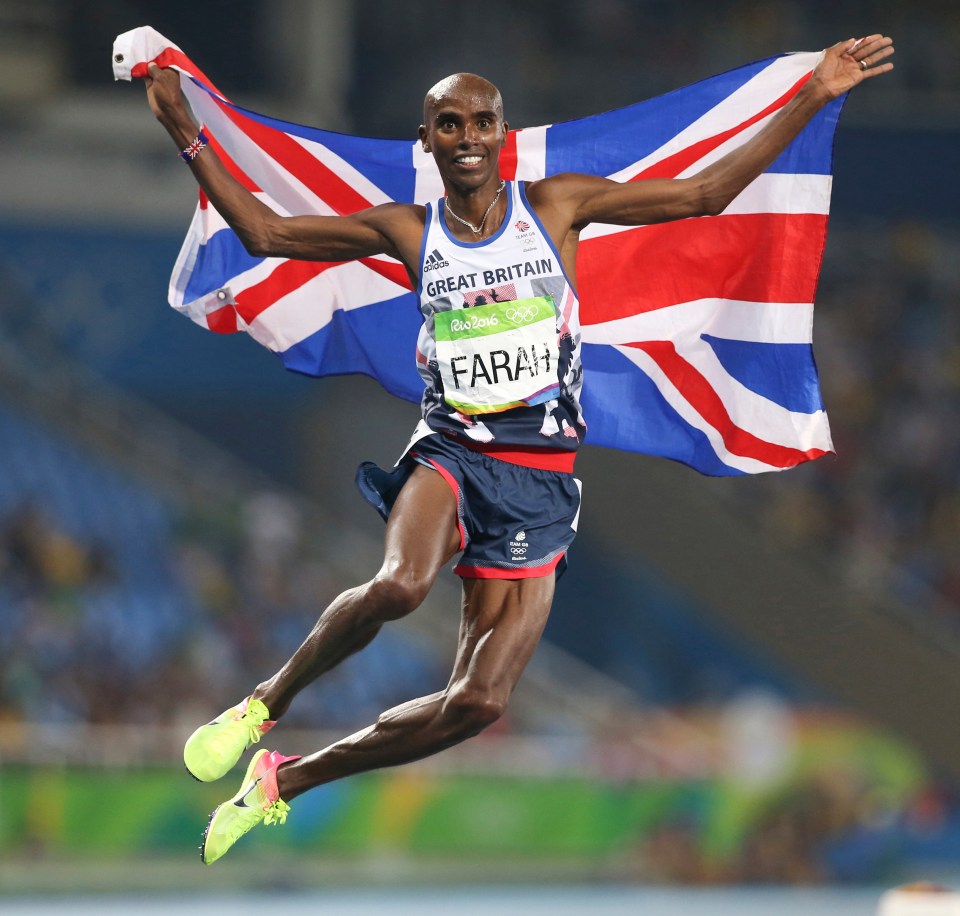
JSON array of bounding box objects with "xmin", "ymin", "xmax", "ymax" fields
[
  {"xmin": 194, "ymin": 83, "xmax": 418, "ymax": 204},
  {"xmin": 767, "ymin": 95, "xmax": 845, "ymax": 175},
  {"xmin": 702, "ymin": 335, "xmax": 825, "ymax": 413},
  {"xmin": 546, "ymin": 60, "xmax": 843, "ymax": 180},
  {"xmin": 580, "ymin": 345, "xmax": 745, "ymax": 477},
  {"xmin": 184, "ymin": 228, "xmax": 263, "ymax": 302},
  {"xmin": 278, "ymin": 293, "xmax": 424, "ymax": 401},
  {"xmin": 545, "ymin": 58, "xmax": 774, "ymax": 177}
]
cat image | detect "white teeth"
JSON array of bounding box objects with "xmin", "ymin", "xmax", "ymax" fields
[{"xmin": 457, "ymin": 156, "xmax": 482, "ymax": 165}]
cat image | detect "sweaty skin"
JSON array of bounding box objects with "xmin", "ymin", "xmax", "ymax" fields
[{"xmin": 143, "ymin": 36, "xmax": 894, "ymax": 801}]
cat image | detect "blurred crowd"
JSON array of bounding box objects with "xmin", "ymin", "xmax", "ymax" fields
[
  {"xmin": 48, "ymin": 0, "xmax": 960, "ymax": 136},
  {"xmin": 168, "ymin": 489, "xmax": 446, "ymax": 732},
  {"xmin": 349, "ymin": 0, "xmax": 958, "ymax": 134},
  {"xmin": 748, "ymin": 222, "xmax": 960, "ymax": 622},
  {"xmin": 0, "ymin": 414, "xmax": 444, "ymax": 731}
]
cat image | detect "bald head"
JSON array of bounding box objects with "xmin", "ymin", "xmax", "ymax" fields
[
  {"xmin": 418, "ymin": 73, "xmax": 508, "ymax": 187},
  {"xmin": 423, "ymin": 73, "xmax": 503, "ymax": 125}
]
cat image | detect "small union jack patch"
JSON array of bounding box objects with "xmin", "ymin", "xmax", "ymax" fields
[
  {"xmin": 179, "ymin": 128, "xmax": 209, "ymax": 162},
  {"xmin": 515, "ymin": 219, "xmax": 530, "ymax": 232}
]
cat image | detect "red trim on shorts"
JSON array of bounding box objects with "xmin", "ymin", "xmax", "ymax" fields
[
  {"xmin": 456, "ymin": 552, "xmax": 566, "ymax": 580},
  {"xmin": 459, "ymin": 439, "xmax": 577, "ymax": 473},
  {"xmin": 411, "ymin": 453, "xmax": 467, "ymax": 552}
]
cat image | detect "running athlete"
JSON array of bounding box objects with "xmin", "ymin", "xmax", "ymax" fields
[{"xmin": 143, "ymin": 35, "xmax": 893, "ymax": 863}]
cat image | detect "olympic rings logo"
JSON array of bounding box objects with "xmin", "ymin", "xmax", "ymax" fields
[{"xmin": 505, "ymin": 304, "xmax": 540, "ymax": 323}]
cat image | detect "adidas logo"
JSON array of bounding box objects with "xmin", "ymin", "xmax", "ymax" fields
[{"xmin": 423, "ymin": 248, "xmax": 450, "ymax": 271}]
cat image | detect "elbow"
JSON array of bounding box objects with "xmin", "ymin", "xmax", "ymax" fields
[
  {"xmin": 691, "ymin": 177, "xmax": 733, "ymax": 218},
  {"xmin": 243, "ymin": 234, "xmax": 271, "ymax": 258},
  {"xmin": 239, "ymin": 220, "xmax": 278, "ymax": 259},
  {"xmin": 701, "ymin": 196, "xmax": 730, "ymax": 218},
  {"xmin": 697, "ymin": 184, "xmax": 731, "ymax": 218}
]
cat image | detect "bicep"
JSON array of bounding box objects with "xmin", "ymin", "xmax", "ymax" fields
[
  {"xmin": 562, "ymin": 174, "xmax": 707, "ymax": 229},
  {"xmin": 264, "ymin": 210, "xmax": 401, "ymax": 262}
]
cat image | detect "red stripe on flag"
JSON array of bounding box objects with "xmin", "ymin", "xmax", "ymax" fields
[
  {"xmin": 499, "ymin": 131, "xmax": 519, "ymax": 181},
  {"xmin": 359, "ymin": 258, "xmax": 413, "ymax": 291},
  {"xmin": 579, "ymin": 212, "xmax": 828, "ymax": 325},
  {"xmin": 234, "ymin": 257, "xmax": 410, "ymax": 325},
  {"xmin": 629, "ymin": 339, "xmax": 828, "ymax": 468},
  {"xmin": 212, "ymin": 99, "xmax": 376, "ymax": 215},
  {"xmin": 131, "ymin": 48, "xmax": 227, "ymax": 100},
  {"xmin": 635, "ymin": 73, "xmax": 812, "ymax": 180},
  {"xmin": 234, "ymin": 259, "xmax": 344, "ymax": 323},
  {"xmin": 205, "ymin": 305, "xmax": 238, "ymax": 334}
]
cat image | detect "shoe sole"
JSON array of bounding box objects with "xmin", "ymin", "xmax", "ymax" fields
[{"xmin": 200, "ymin": 748, "xmax": 269, "ymax": 865}]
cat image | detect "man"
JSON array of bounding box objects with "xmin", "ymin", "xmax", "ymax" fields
[{"xmin": 144, "ymin": 34, "xmax": 893, "ymax": 864}]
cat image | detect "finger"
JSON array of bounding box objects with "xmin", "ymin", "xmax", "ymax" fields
[
  {"xmin": 859, "ymin": 44, "xmax": 895, "ymax": 72},
  {"xmin": 861, "ymin": 61, "xmax": 894, "ymax": 79},
  {"xmin": 854, "ymin": 35, "xmax": 893, "ymax": 60},
  {"xmin": 843, "ymin": 37, "xmax": 865, "ymax": 56}
]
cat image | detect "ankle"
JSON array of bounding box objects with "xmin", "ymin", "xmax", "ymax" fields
[
  {"xmin": 274, "ymin": 757, "xmax": 303, "ymax": 802},
  {"xmin": 251, "ymin": 685, "xmax": 285, "ymax": 720},
  {"xmin": 263, "ymin": 751, "xmax": 300, "ymax": 801}
]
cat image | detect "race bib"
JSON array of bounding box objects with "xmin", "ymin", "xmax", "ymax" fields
[{"xmin": 434, "ymin": 296, "xmax": 560, "ymax": 415}]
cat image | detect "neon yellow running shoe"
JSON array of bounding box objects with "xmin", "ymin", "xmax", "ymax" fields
[
  {"xmin": 183, "ymin": 696, "xmax": 276, "ymax": 782},
  {"xmin": 201, "ymin": 748, "xmax": 300, "ymax": 865}
]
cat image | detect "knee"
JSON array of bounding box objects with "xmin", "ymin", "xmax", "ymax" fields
[
  {"xmin": 443, "ymin": 683, "xmax": 507, "ymax": 738},
  {"xmin": 365, "ymin": 569, "xmax": 431, "ymax": 622}
]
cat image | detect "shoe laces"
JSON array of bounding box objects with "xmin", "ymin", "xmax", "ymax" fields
[
  {"xmin": 262, "ymin": 799, "xmax": 291, "ymax": 826},
  {"xmin": 241, "ymin": 698, "xmax": 270, "ymax": 745},
  {"xmin": 207, "ymin": 698, "xmax": 269, "ymax": 756}
]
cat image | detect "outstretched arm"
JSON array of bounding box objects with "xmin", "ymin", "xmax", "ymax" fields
[
  {"xmin": 532, "ymin": 35, "xmax": 894, "ymax": 230},
  {"xmin": 144, "ymin": 63, "xmax": 412, "ymax": 263}
]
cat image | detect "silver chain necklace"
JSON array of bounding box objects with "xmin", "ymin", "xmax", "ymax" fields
[{"xmin": 444, "ymin": 180, "xmax": 506, "ymax": 237}]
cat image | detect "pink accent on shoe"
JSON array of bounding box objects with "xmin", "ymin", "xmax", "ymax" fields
[{"xmin": 258, "ymin": 751, "xmax": 301, "ymax": 807}]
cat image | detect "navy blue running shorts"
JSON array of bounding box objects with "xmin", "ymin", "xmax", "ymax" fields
[{"xmin": 355, "ymin": 434, "xmax": 581, "ymax": 580}]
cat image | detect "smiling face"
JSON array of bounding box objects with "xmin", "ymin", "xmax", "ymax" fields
[{"xmin": 419, "ymin": 73, "xmax": 508, "ymax": 194}]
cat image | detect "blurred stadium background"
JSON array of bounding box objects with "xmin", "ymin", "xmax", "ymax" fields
[{"xmin": 2, "ymin": 0, "xmax": 960, "ymax": 912}]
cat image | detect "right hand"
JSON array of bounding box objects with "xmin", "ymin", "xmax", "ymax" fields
[{"xmin": 144, "ymin": 62, "xmax": 187, "ymax": 123}]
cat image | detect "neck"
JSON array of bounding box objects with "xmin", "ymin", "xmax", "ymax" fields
[{"xmin": 444, "ymin": 178, "xmax": 507, "ymax": 239}]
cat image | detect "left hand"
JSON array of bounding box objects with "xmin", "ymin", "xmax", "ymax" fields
[{"xmin": 811, "ymin": 35, "xmax": 895, "ymax": 100}]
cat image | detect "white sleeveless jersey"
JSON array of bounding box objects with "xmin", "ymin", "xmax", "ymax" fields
[{"xmin": 413, "ymin": 181, "xmax": 585, "ymax": 454}]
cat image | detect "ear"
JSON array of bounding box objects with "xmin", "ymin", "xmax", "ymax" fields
[
  {"xmin": 500, "ymin": 121, "xmax": 510, "ymax": 147},
  {"xmin": 418, "ymin": 124, "xmax": 430, "ymax": 152}
]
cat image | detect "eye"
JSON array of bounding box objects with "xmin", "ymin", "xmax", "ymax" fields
[{"xmin": 478, "ymin": 119, "xmax": 492, "ymax": 130}]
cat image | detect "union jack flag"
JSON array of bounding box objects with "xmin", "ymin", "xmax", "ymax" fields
[
  {"xmin": 114, "ymin": 26, "xmax": 843, "ymax": 476},
  {"xmin": 179, "ymin": 130, "xmax": 208, "ymax": 162}
]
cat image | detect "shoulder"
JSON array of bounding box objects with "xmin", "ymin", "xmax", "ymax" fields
[
  {"xmin": 524, "ymin": 173, "xmax": 617, "ymax": 223},
  {"xmin": 352, "ymin": 202, "xmax": 426, "ymax": 270},
  {"xmin": 524, "ymin": 173, "xmax": 618, "ymax": 233},
  {"xmin": 525, "ymin": 172, "xmax": 613, "ymax": 207},
  {"xmin": 357, "ymin": 201, "xmax": 426, "ymax": 232}
]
